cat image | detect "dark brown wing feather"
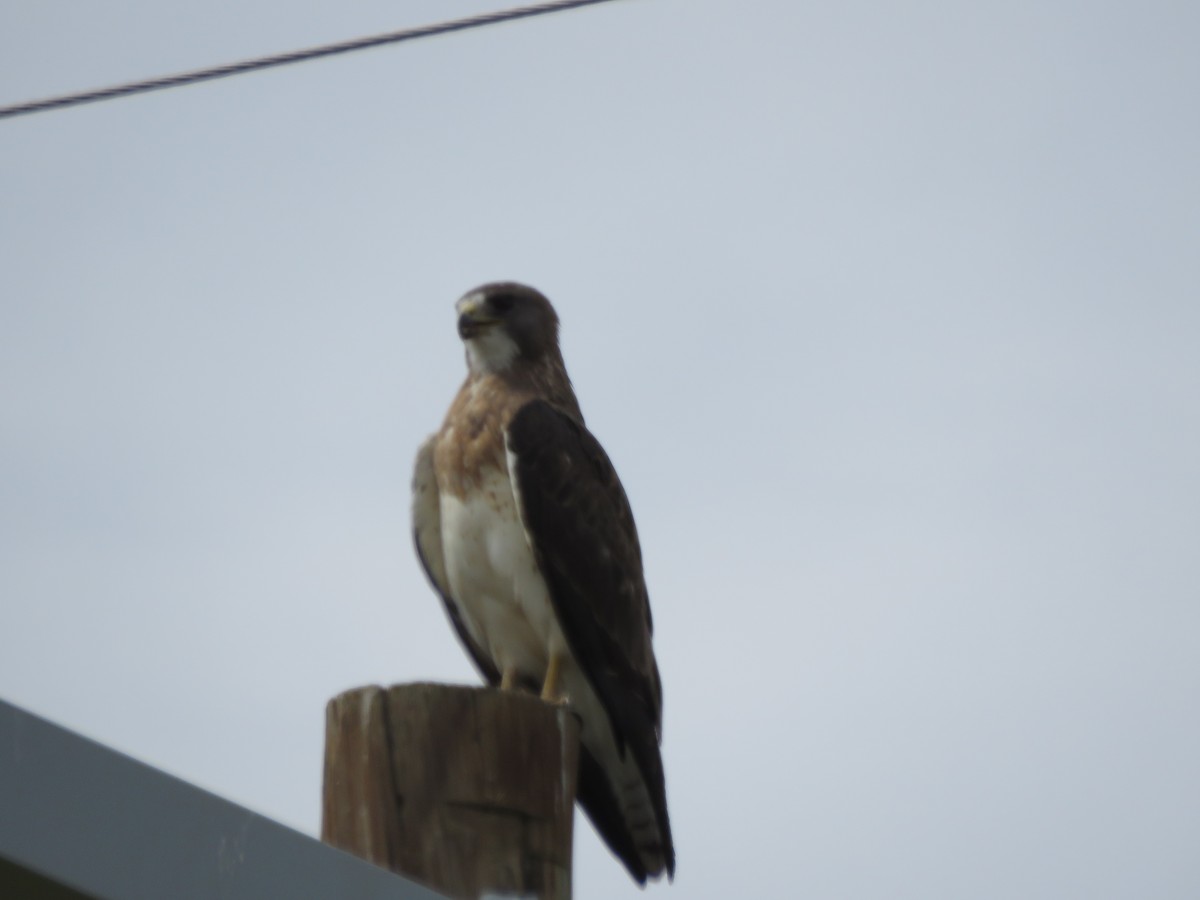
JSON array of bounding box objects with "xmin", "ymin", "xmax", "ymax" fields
[{"xmin": 505, "ymin": 400, "xmax": 674, "ymax": 881}]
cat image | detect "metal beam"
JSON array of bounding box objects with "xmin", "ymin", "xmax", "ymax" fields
[{"xmin": 0, "ymin": 698, "xmax": 446, "ymax": 900}]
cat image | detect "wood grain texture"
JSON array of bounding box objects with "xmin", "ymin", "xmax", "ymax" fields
[{"xmin": 322, "ymin": 683, "xmax": 580, "ymax": 900}]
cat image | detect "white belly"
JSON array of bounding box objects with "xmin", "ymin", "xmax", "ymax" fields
[{"xmin": 439, "ymin": 465, "xmax": 565, "ymax": 679}]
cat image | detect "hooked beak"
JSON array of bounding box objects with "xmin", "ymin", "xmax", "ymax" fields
[{"xmin": 456, "ymin": 294, "xmax": 499, "ymax": 339}]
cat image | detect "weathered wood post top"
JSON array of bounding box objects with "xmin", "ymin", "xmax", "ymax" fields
[{"xmin": 321, "ymin": 683, "xmax": 581, "ymax": 900}]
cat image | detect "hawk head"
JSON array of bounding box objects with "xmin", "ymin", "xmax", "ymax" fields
[{"xmin": 455, "ymin": 282, "xmax": 560, "ymax": 375}]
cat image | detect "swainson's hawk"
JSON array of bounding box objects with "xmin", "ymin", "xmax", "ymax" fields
[{"xmin": 411, "ymin": 282, "xmax": 675, "ymax": 884}]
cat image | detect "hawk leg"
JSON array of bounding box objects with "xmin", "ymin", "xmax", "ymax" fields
[
  {"xmin": 500, "ymin": 665, "xmax": 519, "ymax": 690},
  {"xmin": 541, "ymin": 652, "xmax": 567, "ymax": 704}
]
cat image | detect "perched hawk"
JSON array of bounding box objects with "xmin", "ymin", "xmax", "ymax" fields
[{"xmin": 411, "ymin": 282, "xmax": 675, "ymax": 884}]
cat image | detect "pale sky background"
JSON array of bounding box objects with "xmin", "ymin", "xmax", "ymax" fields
[{"xmin": 2, "ymin": 1, "xmax": 1198, "ymax": 897}]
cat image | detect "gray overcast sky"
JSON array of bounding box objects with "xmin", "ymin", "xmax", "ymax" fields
[{"xmin": 2, "ymin": 1, "xmax": 1198, "ymax": 897}]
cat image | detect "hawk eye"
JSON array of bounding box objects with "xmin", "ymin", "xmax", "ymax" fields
[{"xmin": 489, "ymin": 293, "xmax": 516, "ymax": 314}]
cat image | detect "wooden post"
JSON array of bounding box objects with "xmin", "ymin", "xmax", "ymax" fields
[{"xmin": 321, "ymin": 683, "xmax": 580, "ymax": 900}]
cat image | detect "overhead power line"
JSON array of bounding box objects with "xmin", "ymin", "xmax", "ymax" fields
[{"xmin": 0, "ymin": 0, "xmax": 625, "ymax": 121}]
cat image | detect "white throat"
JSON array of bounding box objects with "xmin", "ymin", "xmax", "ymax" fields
[{"xmin": 464, "ymin": 328, "xmax": 520, "ymax": 374}]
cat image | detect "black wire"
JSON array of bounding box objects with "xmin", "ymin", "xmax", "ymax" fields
[{"xmin": 0, "ymin": 0, "xmax": 625, "ymax": 121}]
